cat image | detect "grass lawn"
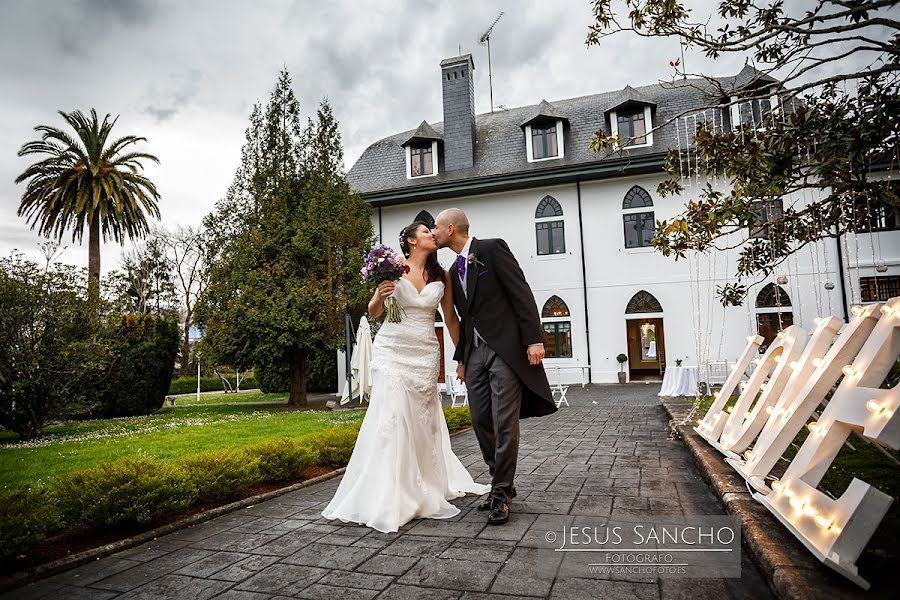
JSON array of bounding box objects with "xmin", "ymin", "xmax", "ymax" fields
[
  {"xmin": 171, "ymin": 388, "xmax": 289, "ymax": 406},
  {"xmin": 0, "ymin": 403, "xmax": 364, "ymax": 490}
]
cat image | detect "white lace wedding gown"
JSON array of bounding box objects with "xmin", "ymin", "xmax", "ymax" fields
[{"xmin": 321, "ymin": 278, "xmax": 490, "ymax": 532}]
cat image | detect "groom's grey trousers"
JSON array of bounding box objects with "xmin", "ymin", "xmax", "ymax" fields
[{"xmin": 465, "ymin": 340, "xmax": 522, "ymax": 502}]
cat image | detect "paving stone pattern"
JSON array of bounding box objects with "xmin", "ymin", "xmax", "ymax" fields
[{"xmin": 5, "ymin": 385, "xmax": 774, "ymax": 600}]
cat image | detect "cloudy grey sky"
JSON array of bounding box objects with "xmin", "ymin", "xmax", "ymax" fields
[{"xmin": 0, "ymin": 0, "xmax": 759, "ymax": 272}]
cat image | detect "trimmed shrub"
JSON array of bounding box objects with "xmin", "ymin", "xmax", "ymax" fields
[
  {"xmin": 181, "ymin": 449, "xmax": 261, "ymax": 504},
  {"xmin": 246, "ymin": 438, "xmax": 319, "ymax": 482},
  {"xmin": 299, "ymin": 426, "xmax": 360, "ymax": 467},
  {"xmin": 53, "ymin": 459, "xmax": 196, "ymax": 527},
  {"xmin": 0, "ymin": 487, "xmax": 60, "ymax": 560},
  {"xmin": 98, "ymin": 315, "xmax": 180, "ymax": 417},
  {"xmin": 443, "ymin": 406, "xmax": 472, "ymax": 432}
]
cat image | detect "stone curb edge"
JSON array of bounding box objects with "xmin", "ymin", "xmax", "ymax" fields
[
  {"xmin": 1, "ymin": 424, "xmax": 474, "ymax": 593},
  {"xmin": 660, "ymin": 399, "xmax": 865, "ymax": 600}
]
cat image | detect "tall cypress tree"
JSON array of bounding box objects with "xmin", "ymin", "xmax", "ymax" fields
[{"xmin": 199, "ymin": 71, "xmax": 373, "ymax": 405}]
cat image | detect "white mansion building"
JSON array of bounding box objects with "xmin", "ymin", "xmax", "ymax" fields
[{"xmin": 340, "ymin": 54, "xmax": 900, "ymax": 385}]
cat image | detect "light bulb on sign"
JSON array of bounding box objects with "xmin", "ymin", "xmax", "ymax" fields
[
  {"xmin": 807, "ymin": 422, "xmax": 824, "ymax": 436},
  {"xmin": 841, "ymin": 365, "xmax": 859, "ymax": 379},
  {"xmin": 812, "ymin": 357, "xmax": 826, "ymax": 368},
  {"xmin": 866, "ymin": 399, "xmax": 893, "ymax": 417},
  {"xmin": 789, "ymin": 361, "xmax": 799, "ymax": 370},
  {"xmin": 771, "ymin": 480, "xmax": 783, "ymax": 494},
  {"xmin": 880, "ymin": 304, "xmax": 897, "ymax": 317},
  {"xmin": 851, "ymin": 305, "xmax": 865, "ymax": 317}
]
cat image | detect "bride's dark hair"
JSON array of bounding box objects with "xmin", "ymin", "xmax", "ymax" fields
[{"xmin": 399, "ymin": 221, "xmax": 444, "ymax": 284}]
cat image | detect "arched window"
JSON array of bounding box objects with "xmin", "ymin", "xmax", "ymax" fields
[
  {"xmin": 541, "ymin": 296, "xmax": 572, "ymax": 358},
  {"xmin": 414, "ymin": 210, "xmax": 435, "ymax": 229},
  {"xmin": 535, "ymin": 195, "xmax": 565, "ymax": 255},
  {"xmin": 622, "ymin": 186, "xmax": 655, "ymax": 248},
  {"xmin": 623, "ymin": 185, "xmax": 653, "ymax": 209},
  {"xmin": 535, "ymin": 196, "xmax": 563, "ymax": 218},
  {"xmin": 625, "ymin": 290, "xmax": 663, "ymax": 314},
  {"xmin": 542, "ymin": 295, "xmax": 570, "ymax": 317},
  {"xmin": 755, "ymin": 283, "xmax": 793, "ymax": 352}
]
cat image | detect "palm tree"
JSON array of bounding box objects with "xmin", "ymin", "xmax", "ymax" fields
[{"xmin": 15, "ymin": 109, "xmax": 161, "ymax": 302}]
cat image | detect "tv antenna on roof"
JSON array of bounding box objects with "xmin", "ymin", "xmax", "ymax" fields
[{"xmin": 479, "ymin": 11, "xmax": 504, "ymax": 113}]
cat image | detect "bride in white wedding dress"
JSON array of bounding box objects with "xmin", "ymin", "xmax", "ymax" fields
[{"xmin": 322, "ymin": 221, "xmax": 490, "ymax": 533}]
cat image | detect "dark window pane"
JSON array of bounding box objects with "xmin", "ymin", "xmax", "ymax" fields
[
  {"xmin": 860, "ymin": 276, "xmax": 900, "ymax": 302},
  {"xmin": 623, "ymin": 211, "xmax": 655, "ymax": 248},
  {"xmin": 536, "ymin": 222, "xmax": 551, "ymax": 255},
  {"xmin": 632, "ymin": 111, "xmax": 646, "ymax": 144},
  {"xmin": 550, "ymin": 221, "xmax": 565, "ymax": 253},
  {"xmin": 756, "ymin": 311, "xmax": 793, "ymax": 352},
  {"xmin": 749, "ymin": 199, "xmax": 783, "ymax": 238}
]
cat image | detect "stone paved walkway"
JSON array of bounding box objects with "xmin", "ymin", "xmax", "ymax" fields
[{"xmin": 6, "ymin": 385, "xmax": 774, "ymax": 600}]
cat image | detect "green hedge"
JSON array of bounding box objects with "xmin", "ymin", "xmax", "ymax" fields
[
  {"xmin": 98, "ymin": 315, "xmax": 180, "ymax": 418},
  {"xmin": 168, "ymin": 375, "xmax": 259, "ymax": 396},
  {"xmin": 0, "ymin": 406, "xmax": 471, "ymax": 562}
]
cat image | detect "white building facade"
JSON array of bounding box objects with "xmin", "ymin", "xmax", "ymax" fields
[{"xmin": 340, "ymin": 54, "xmax": 900, "ymax": 386}]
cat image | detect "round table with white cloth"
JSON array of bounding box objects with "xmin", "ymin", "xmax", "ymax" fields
[{"xmin": 657, "ymin": 366, "xmax": 699, "ymax": 397}]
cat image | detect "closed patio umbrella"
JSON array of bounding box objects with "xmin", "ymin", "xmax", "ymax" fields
[{"xmin": 340, "ymin": 316, "xmax": 373, "ymax": 405}]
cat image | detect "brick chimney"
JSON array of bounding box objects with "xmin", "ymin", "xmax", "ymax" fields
[{"xmin": 440, "ymin": 54, "xmax": 476, "ymax": 171}]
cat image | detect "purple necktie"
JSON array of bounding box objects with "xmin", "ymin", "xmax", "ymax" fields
[{"xmin": 456, "ymin": 254, "xmax": 466, "ymax": 281}]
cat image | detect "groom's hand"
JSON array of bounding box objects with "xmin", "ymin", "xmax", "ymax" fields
[
  {"xmin": 456, "ymin": 362, "xmax": 465, "ymax": 383},
  {"xmin": 527, "ymin": 343, "xmax": 545, "ymax": 365}
]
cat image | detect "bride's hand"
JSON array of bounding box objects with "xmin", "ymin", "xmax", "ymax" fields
[{"xmin": 376, "ymin": 280, "xmax": 396, "ymax": 300}]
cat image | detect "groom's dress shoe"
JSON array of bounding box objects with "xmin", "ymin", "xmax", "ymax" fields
[
  {"xmin": 478, "ymin": 487, "xmax": 516, "ymax": 511},
  {"xmin": 487, "ymin": 498, "xmax": 509, "ymax": 525}
]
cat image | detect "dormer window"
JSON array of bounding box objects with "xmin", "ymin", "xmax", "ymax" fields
[
  {"xmin": 605, "ymin": 87, "xmax": 655, "ymax": 150},
  {"xmin": 401, "ymin": 120, "xmax": 442, "ymax": 180},
  {"xmin": 610, "ymin": 105, "xmax": 653, "ymax": 149},
  {"xmin": 521, "ymin": 100, "xmax": 568, "ymax": 164},
  {"xmin": 410, "ymin": 143, "xmax": 433, "ymax": 177},
  {"xmin": 532, "ymin": 124, "xmax": 558, "ymax": 159}
]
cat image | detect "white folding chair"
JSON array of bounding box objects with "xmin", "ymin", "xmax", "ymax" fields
[
  {"xmin": 704, "ymin": 360, "xmax": 729, "ymax": 396},
  {"xmin": 447, "ymin": 375, "xmax": 469, "ymax": 408},
  {"xmin": 549, "ymin": 368, "xmax": 569, "ymax": 407}
]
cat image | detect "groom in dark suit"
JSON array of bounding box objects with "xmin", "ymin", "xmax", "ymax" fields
[{"xmin": 433, "ymin": 208, "xmax": 556, "ymax": 525}]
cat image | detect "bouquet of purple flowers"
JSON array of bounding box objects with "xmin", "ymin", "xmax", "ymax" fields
[{"xmin": 361, "ymin": 244, "xmax": 410, "ymax": 322}]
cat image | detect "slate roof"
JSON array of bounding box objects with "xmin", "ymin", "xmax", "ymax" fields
[{"xmin": 347, "ymin": 67, "xmax": 772, "ymax": 199}]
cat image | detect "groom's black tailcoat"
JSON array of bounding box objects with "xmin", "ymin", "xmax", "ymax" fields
[{"xmin": 450, "ymin": 238, "xmax": 556, "ymax": 419}]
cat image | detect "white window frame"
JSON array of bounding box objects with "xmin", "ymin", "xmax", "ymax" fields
[
  {"xmin": 405, "ymin": 140, "xmax": 439, "ymax": 179},
  {"xmin": 610, "ymin": 105, "xmax": 653, "ymax": 150},
  {"xmin": 525, "ymin": 119, "xmax": 565, "ymax": 163}
]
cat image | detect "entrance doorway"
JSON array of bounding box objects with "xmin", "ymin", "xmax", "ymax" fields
[
  {"xmin": 624, "ymin": 290, "xmax": 666, "ymax": 382},
  {"xmin": 435, "ymin": 326, "xmax": 446, "ymax": 384},
  {"xmin": 626, "ymin": 318, "xmax": 665, "ymax": 380}
]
